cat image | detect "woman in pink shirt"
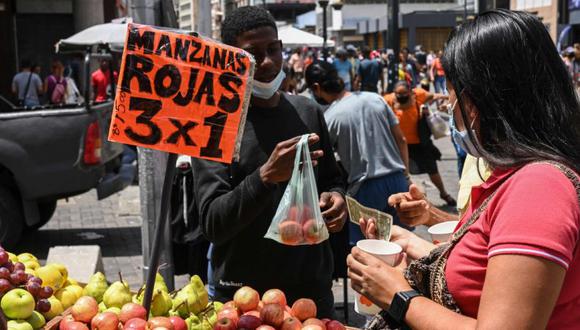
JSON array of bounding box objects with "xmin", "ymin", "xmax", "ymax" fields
[{"xmin": 347, "ymin": 10, "xmax": 580, "ymax": 329}]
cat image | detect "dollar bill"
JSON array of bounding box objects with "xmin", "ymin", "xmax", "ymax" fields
[{"xmin": 346, "ymin": 196, "xmax": 393, "ymax": 241}]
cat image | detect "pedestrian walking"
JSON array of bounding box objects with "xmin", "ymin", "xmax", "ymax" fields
[
  {"xmin": 92, "ymin": 59, "xmax": 117, "ymax": 102},
  {"xmin": 305, "ymin": 61, "xmax": 411, "ymax": 244},
  {"xmin": 11, "ymin": 59, "xmax": 43, "ymax": 107},
  {"xmin": 384, "ymin": 81, "xmax": 456, "ymax": 206},
  {"xmin": 332, "ymin": 48, "xmax": 353, "ymax": 91},
  {"xmin": 355, "ymin": 46, "xmax": 384, "ymax": 93},
  {"xmin": 191, "ymin": 6, "xmax": 346, "ymax": 317},
  {"xmin": 44, "ymin": 60, "xmax": 67, "ymax": 105},
  {"xmin": 430, "ymin": 50, "xmax": 447, "ymax": 95},
  {"xmin": 348, "ymin": 10, "xmax": 580, "ymax": 329}
]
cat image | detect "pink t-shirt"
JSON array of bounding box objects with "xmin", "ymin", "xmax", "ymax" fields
[{"xmin": 445, "ymin": 163, "xmax": 580, "ymax": 329}]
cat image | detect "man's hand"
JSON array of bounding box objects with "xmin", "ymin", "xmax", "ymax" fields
[
  {"xmin": 319, "ymin": 192, "xmax": 347, "ymax": 233},
  {"xmin": 387, "ymin": 184, "xmax": 431, "ymax": 227},
  {"xmin": 259, "ymin": 134, "xmax": 323, "ymax": 185}
]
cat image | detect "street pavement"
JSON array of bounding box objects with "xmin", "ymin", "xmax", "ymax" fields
[{"xmin": 12, "ymin": 137, "xmax": 459, "ymax": 326}]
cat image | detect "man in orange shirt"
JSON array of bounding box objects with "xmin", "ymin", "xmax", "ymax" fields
[
  {"xmin": 384, "ymin": 81, "xmax": 456, "ymax": 206},
  {"xmin": 430, "ymin": 50, "xmax": 447, "ymax": 95}
]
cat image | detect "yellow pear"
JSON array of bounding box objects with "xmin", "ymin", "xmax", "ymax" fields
[
  {"xmin": 99, "ymin": 301, "xmax": 107, "ymax": 312},
  {"xmin": 82, "ymin": 272, "xmax": 108, "ymax": 303},
  {"xmin": 46, "ymin": 264, "xmax": 68, "ymax": 283},
  {"xmin": 155, "ymin": 273, "xmax": 169, "ymax": 293},
  {"xmin": 7, "ymin": 252, "xmax": 18, "ymax": 263},
  {"xmin": 17, "ymin": 253, "xmax": 38, "ymax": 263},
  {"xmin": 42, "ymin": 296, "xmax": 64, "ymax": 321},
  {"xmin": 105, "ymin": 307, "xmax": 121, "ymax": 315},
  {"xmin": 55, "ymin": 285, "xmax": 83, "ymax": 309},
  {"xmin": 35, "ymin": 266, "xmax": 65, "ymax": 290},
  {"xmin": 102, "ymin": 280, "xmax": 132, "ymax": 308},
  {"xmin": 23, "ymin": 260, "xmax": 40, "ymax": 271},
  {"xmin": 24, "ymin": 268, "xmax": 37, "ymax": 277},
  {"xmin": 150, "ymin": 289, "xmax": 172, "ymax": 317},
  {"xmin": 63, "ymin": 278, "xmax": 79, "ymax": 287}
]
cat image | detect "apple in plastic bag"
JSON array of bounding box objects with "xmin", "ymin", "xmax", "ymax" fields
[
  {"xmin": 302, "ymin": 219, "xmax": 323, "ymax": 244},
  {"xmin": 279, "ymin": 221, "xmax": 303, "ymax": 245}
]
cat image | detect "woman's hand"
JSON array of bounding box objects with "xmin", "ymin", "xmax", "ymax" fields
[
  {"xmin": 347, "ymin": 247, "xmax": 412, "ymax": 310},
  {"xmin": 359, "ymin": 219, "xmax": 435, "ymax": 261}
]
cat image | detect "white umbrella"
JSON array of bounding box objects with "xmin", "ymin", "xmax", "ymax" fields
[
  {"xmin": 278, "ymin": 25, "xmax": 335, "ymax": 49},
  {"xmin": 56, "ymin": 21, "xmax": 129, "ymax": 53}
]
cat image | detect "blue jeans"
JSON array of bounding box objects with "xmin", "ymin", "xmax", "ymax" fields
[
  {"xmin": 349, "ymin": 171, "xmax": 410, "ymax": 245},
  {"xmin": 434, "ymin": 76, "xmax": 447, "ymax": 95}
]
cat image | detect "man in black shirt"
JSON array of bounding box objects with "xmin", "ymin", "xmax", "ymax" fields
[{"xmin": 191, "ymin": 6, "xmax": 347, "ymax": 318}]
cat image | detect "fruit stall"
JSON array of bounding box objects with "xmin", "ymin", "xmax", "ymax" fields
[{"xmin": 0, "ymin": 249, "xmax": 348, "ymax": 330}]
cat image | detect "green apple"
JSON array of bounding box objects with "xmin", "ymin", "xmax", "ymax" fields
[
  {"xmin": 25, "ymin": 311, "xmax": 46, "ymax": 329},
  {"xmin": 7, "ymin": 320, "xmax": 33, "ymax": 330},
  {"xmin": 1, "ymin": 288, "xmax": 36, "ymax": 319}
]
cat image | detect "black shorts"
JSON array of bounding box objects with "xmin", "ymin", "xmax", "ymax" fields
[{"xmin": 408, "ymin": 143, "xmax": 441, "ymax": 175}]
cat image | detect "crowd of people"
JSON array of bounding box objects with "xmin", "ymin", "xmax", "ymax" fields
[
  {"xmin": 10, "ymin": 58, "xmax": 117, "ymax": 108},
  {"xmin": 191, "ymin": 5, "xmax": 580, "ymax": 329}
]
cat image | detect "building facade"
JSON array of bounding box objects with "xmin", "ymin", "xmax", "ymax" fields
[{"xmin": 511, "ymin": 0, "xmax": 559, "ymax": 40}]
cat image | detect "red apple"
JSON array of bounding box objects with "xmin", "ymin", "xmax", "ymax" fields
[
  {"xmin": 279, "ymin": 222, "xmax": 303, "ymax": 245},
  {"xmin": 303, "ymin": 318, "xmax": 325, "ymax": 330},
  {"xmin": 291, "ymin": 299, "xmax": 317, "ymax": 321},
  {"xmin": 124, "ymin": 318, "xmax": 149, "ymax": 330},
  {"xmin": 213, "ymin": 318, "xmax": 236, "ymax": 330},
  {"xmin": 237, "ymin": 315, "xmax": 261, "ymax": 330},
  {"xmin": 302, "ymin": 219, "xmax": 323, "ymax": 244},
  {"xmin": 168, "ymin": 316, "xmax": 187, "ymax": 330},
  {"xmin": 243, "ymin": 311, "xmax": 260, "ymax": 318},
  {"xmin": 256, "ymin": 301, "xmax": 264, "ymax": 312},
  {"xmin": 233, "ymin": 287, "xmax": 260, "ymax": 313},
  {"xmin": 325, "ymin": 320, "xmax": 345, "ymax": 330},
  {"xmin": 92, "ymin": 312, "xmax": 120, "ymax": 330},
  {"xmin": 280, "ymin": 317, "xmax": 301, "ymax": 330},
  {"xmin": 287, "ymin": 206, "xmax": 299, "ymax": 221},
  {"xmin": 63, "ymin": 322, "xmax": 90, "ymax": 330},
  {"xmin": 148, "ymin": 317, "xmax": 173, "ymax": 330},
  {"xmin": 223, "ymin": 301, "xmax": 237, "ymax": 310},
  {"xmin": 119, "ymin": 303, "xmax": 148, "ymax": 323},
  {"xmin": 59, "ymin": 314, "xmax": 75, "ymax": 330},
  {"xmin": 283, "ymin": 311, "xmax": 292, "ymax": 320},
  {"xmin": 71, "ymin": 296, "xmax": 99, "ymax": 323},
  {"xmin": 260, "ymin": 303, "xmax": 284, "ymax": 328},
  {"xmin": 301, "ymin": 206, "xmax": 313, "ymax": 220},
  {"xmin": 261, "ymin": 289, "xmax": 286, "ymax": 307},
  {"xmin": 284, "ymin": 306, "xmax": 292, "ymax": 315},
  {"xmin": 320, "ymin": 319, "xmax": 331, "ymax": 327},
  {"xmin": 302, "ymin": 326, "xmax": 323, "ymax": 330},
  {"xmin": 217, "ymin": 308, "xmax": 240, "ymax": 327},
  {"xmin": 256, "ymin": 326, "xmax": 275, "ymax": 330}
]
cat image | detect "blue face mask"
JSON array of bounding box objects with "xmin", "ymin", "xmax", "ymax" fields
[{"xmin": 449, "ymin": 99, "xmax": 482, "ymax": 157}]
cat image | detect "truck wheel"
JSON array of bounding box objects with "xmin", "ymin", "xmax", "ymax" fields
[
  {"xmin": 0, "ymin": 186, "xmax": 24, "ymax": 248},
  {"xmin": 26, "ymin": 200, "xmax": 57, "ymax": 231}
]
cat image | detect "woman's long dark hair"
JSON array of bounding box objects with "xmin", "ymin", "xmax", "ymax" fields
[{"xmin": 442, "ymin": 10, "xmax": 580, "ymax": 173}]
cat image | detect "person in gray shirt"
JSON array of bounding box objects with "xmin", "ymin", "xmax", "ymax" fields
[
  {"xmin": 12, "ymin": 59, "xmax": 43, "ymax": 107},
  {"xmin": 305, "ymin": 61, "xmax": 411, "ymax": 244}
]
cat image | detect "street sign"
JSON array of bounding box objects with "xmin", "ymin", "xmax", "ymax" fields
[{"xmin": 108, "ymin": 23, "xmax": 255, "ymax": 164}]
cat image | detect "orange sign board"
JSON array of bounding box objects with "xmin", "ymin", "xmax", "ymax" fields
[{"xmin": 108, "ymin": 24, "xmax": 255, "ymax": 163}]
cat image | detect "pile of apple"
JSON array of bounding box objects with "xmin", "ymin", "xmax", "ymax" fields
[
  {"xmin": 58, "ymin": 296, "xmax": 194, "ymax": 330},
  {"xmin": 215, "ymin": 287, "xmax": 346, "ymax": 330}
]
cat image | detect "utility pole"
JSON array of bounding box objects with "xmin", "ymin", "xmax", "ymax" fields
[
  {"xmin": 319, "ymin": 0, "xmax": 329, "ymax": 60},
  {"xmin": 129, "ymin": 0, "xmax": 178, "ymax": 291},
  {"xmin": 387, "ymin": 0, "xmax": 399, "ymax": 61}
]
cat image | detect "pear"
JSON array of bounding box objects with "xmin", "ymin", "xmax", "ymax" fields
[
  {"xmin": 17, "ymin": 253, "xmax": 38, "ymax": 263},
  {"xmin": 99, "ymin": 301, "xmax": 107, "ymax": 312},
  {"xmin": 189, "ymin": 275, "xmax": 208, "ymax": 309},
  {"xmin": 83, "ymin": 272, "xmax": 109, "ymax": 303},
  {"xmin": 172, "ymin": 284, "xmax": 205, "ymax": 318},
  {"xmin": 185, "ymin": 314, "xmax": 200, "ymax": 330},
  {"xmin": 55, "ymin": 284, "xmax": 83, "ymax": 309},
  {"xmin": 35, "ymin": 266, "xmax": 65, "ymax": 290},
  {"xmin": 42, "ymin": 296, "xmax": 63, "ymax": 321},
  {"xmin": 47, "ymin": 264, "xmax": 68, "ymax": 284},
  {"xmin": 7, "ymin": 252, "xmax": 18, "ymax": 263},
  {"xmin": 211, "ymin": 301, "xmax": 223, "ymax": 312},
  {"xmin": 150, "ymin": 289, "xmax": 172, "ymax": 317},
  {"xmin": 102, "ymin": 280, "xmax": 132, "ymax": 309},
  {"xmin": 155, "ymin": 273, "xmax": 169, "ymax": 293},
  {"xmin": 105, "ymin": 307, "xmax": 121, "ymax": 315}
]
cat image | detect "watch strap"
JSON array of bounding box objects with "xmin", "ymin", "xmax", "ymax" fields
[{"xmin": 387, "ymin": 290, "xmax": 421, "ymax": 325}]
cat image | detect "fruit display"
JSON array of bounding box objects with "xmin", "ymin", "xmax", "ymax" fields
[{"xmin": 215, "ymin": 286, "xmax": 346, "ymax": 330}]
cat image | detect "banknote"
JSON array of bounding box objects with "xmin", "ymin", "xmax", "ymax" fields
[{"xmin": 346, "ymin": 196, "xmax": 393, "ymax": 241}]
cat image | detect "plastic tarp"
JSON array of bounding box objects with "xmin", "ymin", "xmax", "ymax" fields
[
  {"xmin": 56, "ymin": 22, "xmax": 128, "ymax": 53},
  {"xmin": 278, "ymin": 25, "xmax": 335, "ymax": 49}
]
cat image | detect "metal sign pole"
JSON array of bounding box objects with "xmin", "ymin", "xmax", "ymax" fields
[{"xmin": 141, "ymin": 152, "xmax": 178, "ymax": 315}]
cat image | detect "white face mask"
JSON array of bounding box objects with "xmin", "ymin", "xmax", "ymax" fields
[{"xmin": 252, "ymin": 69, "xmax": 286, "ymax": 99}]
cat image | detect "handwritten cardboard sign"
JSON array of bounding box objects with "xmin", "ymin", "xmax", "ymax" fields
[{"xmin": 108, "ymin": 23, "xmax": 255, "ymax": 163}]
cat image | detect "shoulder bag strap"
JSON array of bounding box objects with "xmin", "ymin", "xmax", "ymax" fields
[{"xmin": 21, "ymin": 72, "xmax": 33, "ymax": 103}]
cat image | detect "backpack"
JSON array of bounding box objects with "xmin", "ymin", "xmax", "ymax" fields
[{"xmin": 50, "ymin": 77, "xmax": 66, "ymax": 104}]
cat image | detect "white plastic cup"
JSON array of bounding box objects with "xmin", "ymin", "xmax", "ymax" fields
[
  {"xmin": 427, "ymin": 220, "xmax": 459, "ymax": 244},
  {"xmin": 354, "ymin": 240, "xmax": 402, "ymax": 315}
]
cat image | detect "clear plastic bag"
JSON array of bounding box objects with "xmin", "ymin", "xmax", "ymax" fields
[
  {"xmin": 427, "ymin": 111, "xmax": 450, "ymax": 139},
  {"xmin": 264, "ymin": 134, "xmax": 329, "ymax": 246}
]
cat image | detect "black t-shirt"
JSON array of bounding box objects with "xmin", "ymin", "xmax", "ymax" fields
[{"xmin": 191, "ymin": 93, "xmax": 344, "ymax": 309}]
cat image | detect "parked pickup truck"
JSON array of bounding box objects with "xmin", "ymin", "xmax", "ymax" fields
[{"xmin": 0, "ymin": 21, "xmax": 134, "ymax": 247}]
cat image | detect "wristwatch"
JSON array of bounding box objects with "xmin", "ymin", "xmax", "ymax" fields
[{"xmin": 387, "ymin": 290, "xmax": 421, "ymax": 324}]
